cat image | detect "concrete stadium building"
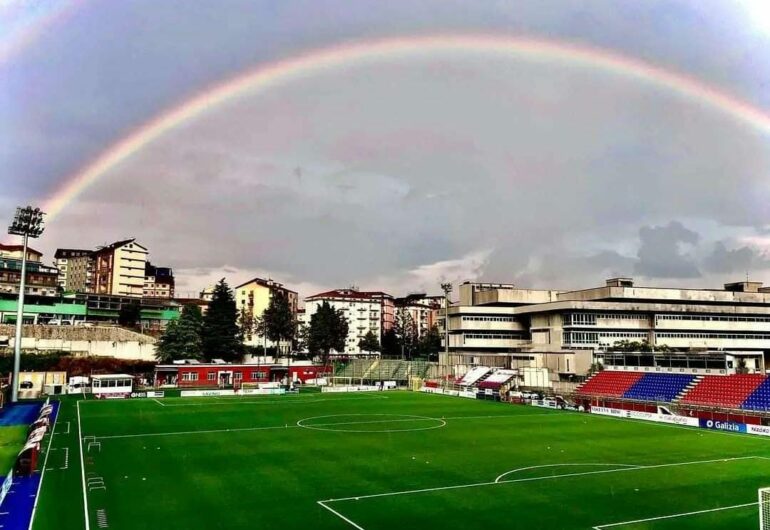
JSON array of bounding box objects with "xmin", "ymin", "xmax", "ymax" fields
[{"xmin": 441, "ymin": 278, "xmax": 770, "ymax": 381}]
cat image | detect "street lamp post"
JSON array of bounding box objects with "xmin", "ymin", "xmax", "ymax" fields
[
  {"xmin": 7, "ymin": 206, "xmax": 45, "ymax": 403},
  {"xmin": 440, "ymin": 282, "xmax": 452, "ymax": 382}
]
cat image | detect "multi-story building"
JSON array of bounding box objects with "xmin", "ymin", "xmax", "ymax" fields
[
  {"xmin": 143, "ymin": 262, "xmax": 175, "ymax": 299},
  {"xmin": 92, "ymin": 239, "xmax": 147, "ymax": 297},
  {"xmin": 0, "ymin": 244, "xmax": 58, "ymax": 297},
  {"xmin": 441, "ymin": 278, "xmax": 770, "ymax": 380},
  {"xmin": 304, "ymin": 289, "xmax": 394, "ymax": 354},
  {"xmin": 394, "ymin": 293, "xmax": 443, "ymax": 338},
  {"xmin": 0, "ymin": 243, "xmax": 43, "ymax": 262},
  {"xmin": 0, "ymin": 291, "xmax": 179, "ymax": 328},
  {"xmin": 234, "ymin": 277, "xmax": 298, "ymax": 348},
  {"xmin": 54, "ymin": 249, "xmax": 94, "ymax": 293}
]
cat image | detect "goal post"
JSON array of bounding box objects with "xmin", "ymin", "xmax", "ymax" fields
[
  {"xmin": 760, "ymin": 487, "xmax": 770, "ymax": 529},
  {"xmin": 328, "ymin": 376, "xmax": 353, "ymax": 387}
]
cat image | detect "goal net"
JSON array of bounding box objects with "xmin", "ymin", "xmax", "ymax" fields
[
  {"xmin": 328, "ymin": 376, "xmax": 353, "ymax": 387},
  {"xmin": 760, "ymin": 487, "xmax": 770, "ymax": 529}
]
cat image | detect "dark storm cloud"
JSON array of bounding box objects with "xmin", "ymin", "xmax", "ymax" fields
[{"xmin": 634, "ymin": 221, "xmax": 701, "ymax": 279}]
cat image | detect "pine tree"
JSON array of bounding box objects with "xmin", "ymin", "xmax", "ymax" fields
[
  {"xmin": 262, "ymin": 291, "xmax": 296, "ymax": 355},
  {"xmin": 308, "ymin": 301, "xmax": 348, "ymax": 367},
  {"xmin": 201, "ymin": 279, "xmax": 241, "ymax": 362},
  {"xmin": 155, "ymin": 304, "xmax": 204, "ymax": 362},
  {"xmin": 175, "ymin": 304, "xmax": 204, "ymax": 358},
  {"xmin": 155, "ymin": 319, "xmax": 181, "ymax": 362}
]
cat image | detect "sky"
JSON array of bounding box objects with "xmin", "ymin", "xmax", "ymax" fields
[{"xmin": 2, "ymin": 0, "xmax": 770, "ymax": 299}]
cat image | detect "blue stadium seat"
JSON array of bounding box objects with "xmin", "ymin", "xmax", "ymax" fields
[
  {"xmin": 622, "ymin": 374, "xmax": 696, "ymax": 402},
  {"xmin": 742, "ymin": 377, "xmax": 770, "ymax": 411}
]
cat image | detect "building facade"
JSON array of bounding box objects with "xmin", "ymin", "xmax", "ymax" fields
[
  {"xmin": 394, "ymin": 293, "xmax": 443, "ymax": 338},
  {"xmin": 441, "ymin": 278, "xmax": 770, "ymax": 380},
  {"xmin": 234, "ymin": 278, "xmax": 298, "ymax": 348},
  {"xmin": 92, "ymin": 239, "xmax": 147, "ymax": 297},
  {"xmin": 143, "ymin": 262, "xmax": 175, "ymax": 299},
  {"xmin": 54, "ymin": 249, "xmax": 93, "ymax": 293},
  {"xmin": 0, "ymin": 244, "xmax": 58, "ymax": 297},
  {"xmin": 304, "ymin": 289, "xmax": 394, "ymax": 354}
]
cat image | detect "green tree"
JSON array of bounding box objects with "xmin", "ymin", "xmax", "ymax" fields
[
  {"xmin": 156, "ymin": 304, "xmax": 204, "ymax": 362},
  {"xmin": 118, "ymin": 300, "xmax": 141, "ymax": 329},
  {"xmin": 201, "ymin": 279, "xmax": 241, "ymax": 362},
  {"xmin": 381, "ymin": 328, "xmax": 399, "ymax": 357},
  {"xmin": 417, "ymin": 325, "xmax": 442, "ymax": 359},
  {"xmin": 308, "ymin": 301, "xmax": 348, "ymax": 367},
  {"xmin": 263, "ymin": 291, "xmax": 296, "ymax": 355},
  {"xmin": 393, "ymin": 308, "xmax": 418, "ymax": 359},
  {"xmin": 358, "ymin": 330, "xmax": 380, "ymax": 354},
  {"xmin": 155, "ymin": 320, "xmax": 181, "ymax": 362},
  {"xmin": 237, "ymin": 307, "xmax": 256, "ymax": 343}
]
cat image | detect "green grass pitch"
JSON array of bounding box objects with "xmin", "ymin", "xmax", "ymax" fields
[{"xmin": 30, "ymin": 391, "xmax": 770, "ymax": 529}]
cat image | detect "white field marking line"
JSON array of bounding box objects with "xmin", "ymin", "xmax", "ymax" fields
[
  {"xmin": 96, "ymin": 423, "xmax": 300, "ymax": 440},
  {"xmin": 60, "ymin": 447, "xmax": 70, "ymax": 470},
  {"xmin": 152, "ymin": 399, "xmax": 165, "ymax": 407},
  {"xmin": 27, "ymin": 401, "xmax": 59, "ymax": 530},
  {"xmin": 321, "ymin": 456, "xmax": 760, "ymax": 504},
  {"xmin": 90, "ymin": 411, "xmax": 611, "ymax": 441},
  {"xmin": 317, "ymin": 501, "xmax": 365, "ymax": 530},
  {"xmin": 55, "ymin": 421, "xmax": 71, "ymax": 435},
  {"xmin": 592, "ymin": 501, "xmax": 758, "ymax": 529},
  {"xmin": 297, "ymin": 414, "xmax": 447, "ymax": 433},
  {"xmin": 154, "ymin": 395, "xmax": 389, "ymax": 407},
  {"xmin": 494, "ymin": 463, "xmax": 641, "ymax": 483},
  {"xmin": 77, "ymin": 401, "xmax": 90, "ymax": 530}
]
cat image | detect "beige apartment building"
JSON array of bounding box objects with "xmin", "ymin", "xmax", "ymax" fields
[
  {"xmin": 92, "ymin": 239, "xmax": 148, "ymax": 297},
  {"xmin": 441, "ymin": 278, "xmax": 770, "ymax": 380},
  {"xmin": 235, "ymin": 278, "xmax": 298, "ymax": 348}
]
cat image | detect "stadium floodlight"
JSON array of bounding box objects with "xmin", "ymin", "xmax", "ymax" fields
[
  {"xmin": 7, "ymin": 206, "xmax": 46, "ymax": 403},
  {"xmin": 440, "ymin": 282, "xmax": 452, "ymax": 366}
]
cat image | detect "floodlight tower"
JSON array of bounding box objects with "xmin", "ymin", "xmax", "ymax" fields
[
  {"xmin": 8, "ymin": 206, "xmax": 45, "ymax": 402},
  {"xmin": 440, "ymin": 282, "xmax": 452, "ymax": 366}
]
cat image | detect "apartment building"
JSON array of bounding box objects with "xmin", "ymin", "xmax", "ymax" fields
[
  {"xmin": 143, "ymin": 262, "xmax": 175, "ymax": 299},
  {"xmin": 394, "ymin": 293, "xmax": 443, "ymax": 338},
  {"xmin": 234, "ymin": 278, "xmax": 298, "ymax": 348},
  {"xmin": 92, "ymin": 239, "xmax": 148, "ymax": 297},
  {"xmin": 441, "ymin": 278, "xmax": 770, "ymax": 378},
  {"xmin": 304, "ymin": 289, "xmax": 394, "ymax": 354},
  {"xmin": 0, "ymin": 244, "xmax": 58, "ymax": 297},
  {"xmin": 54, "ymin": 249, "xmax": 93, "ymax": 292}
]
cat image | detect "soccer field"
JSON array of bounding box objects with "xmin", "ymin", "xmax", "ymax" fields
[{"xmin": 30, "ymin": 391, "xmax": 770, "ymax": 530}]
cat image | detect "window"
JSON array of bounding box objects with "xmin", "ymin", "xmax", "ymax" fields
[
  {"xmin": 207, "ymin": 372, "xmax": 216, "ymax": 381},
  {"xmin": 234, "ymin": 372, "xmax": 242, "ymax": 381},
  {"xmin": 182, "ymin": 372, "xmax": 198, "ymax": 382},
  {"xmin": 251, "ymin": 371, "xmax": 266, "ymax": 380}
]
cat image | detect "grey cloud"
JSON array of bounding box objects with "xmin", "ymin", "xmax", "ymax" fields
[
  {"xmin": 703, "ymin": 241, "xmax": 770, "ymax": 274},
  {"xmin": 635, "ymin": 221, "xmax": 700, "ymax": 279}
]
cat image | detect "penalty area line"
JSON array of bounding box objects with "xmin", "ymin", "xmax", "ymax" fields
[
  {"xmin": 317, "ymin": 501, "xmax": 366, "ymax": 530},
  {"xmin": 321, "ymin": 455, "xmax": 761, "ymax": 504},
  {"xmin": 592, "ymin": 501, "xmax": 758, "ymax": 529}
]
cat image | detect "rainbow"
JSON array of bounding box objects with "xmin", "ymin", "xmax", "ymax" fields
[
  {"xmin": 43, "ymin": 33, "xmax": 770, "ymax": 220},
  {"xmin": 0, "ymin": 0, "xmax": 81, "ymax": 66}
]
